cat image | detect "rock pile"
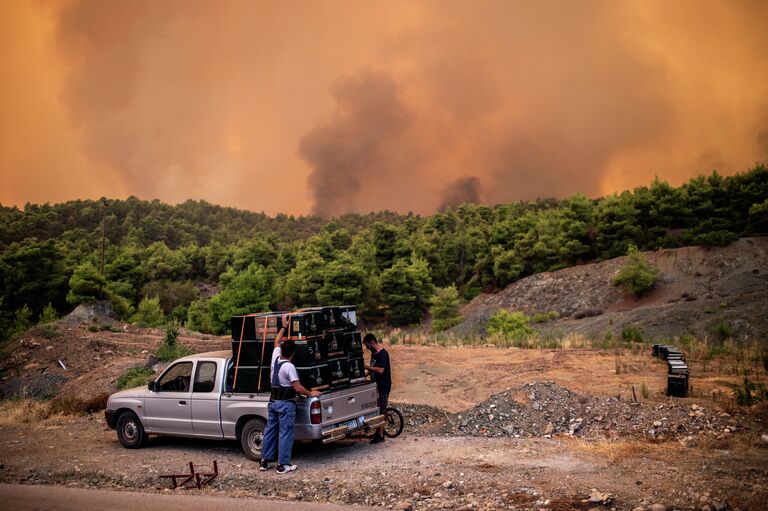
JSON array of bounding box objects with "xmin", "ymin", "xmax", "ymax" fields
[
  {"xmin": 391, "ymin": 402, "xmax": 447, "ymax": 431},
  {"xmin": 435, "ymin": 381, "xmax": 741, "ymax": 439}
]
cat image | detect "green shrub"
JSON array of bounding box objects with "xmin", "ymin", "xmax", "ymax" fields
[
  {"xmin": 186, "ymin": 299, "xmax": 212, "ymax": 333},
  {"xmin": 155, "ymin": 321, "xmax": 191, "ymax": 361},
  {"xmin": 39, "ymin": 324, "xmax": 60, "ymax": 339},
  {"xmin": 712, "ymin": 319, "xmax": 734, "ymax": 342},
  {"xmin": 531, "ymin": 311, "xmax": 560, "ymax": 323},
  {"xmin": 117, "ymin": 367, "xmax": 155, "ymax": 390},
  {"xmin": 430, "ymin": 285, "xmax": 464, "ymax": 332},
  {"xmin": 486, "ymin": 309, "xmax": 534, "ymax": 341},
  {"xmin": 164, "ymin": 321, "xmax": 180, "ymax": 346},
  {"xmin": 10, "ymin": 304, "xmax": 33, "ymax": 339},
  {"xmin": 612, "ymin": 244, "xmax": 659, "ymax": 296},
  {"xmin": 641, "ymin": 383, "xmax": 650, "ymax": 399},
  {"xmin": 131, "ymin": 296, "xmax": 166, "ymax": 327},
  {"xmin": 38, "ymin": 303, "xmax": 58, "ymax": 324},
  {"xmin": 621, "ymin": 325, "xmax": 643, "ymax": 343},
  {"xmin": 155, "ymin": 342, "xmax": 192, "ymax": 362}
]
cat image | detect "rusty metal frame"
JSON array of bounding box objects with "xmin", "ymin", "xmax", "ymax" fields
[{"xmin": 159, "ymin": 460, "xmax": 218, "ymax": 489}]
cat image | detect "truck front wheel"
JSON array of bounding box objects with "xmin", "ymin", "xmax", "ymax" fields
[
  {"xmin": 240, "ymin": 418, "xmax": 266, "ymax": 461},
  {"xmin": 116, "ymin": 411, "xmax": 147, "ymax": 448}
]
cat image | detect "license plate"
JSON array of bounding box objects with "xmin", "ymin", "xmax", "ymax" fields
[{"xmin": 345, "ymin": 416, "xmax": 366, "ymax": 430}]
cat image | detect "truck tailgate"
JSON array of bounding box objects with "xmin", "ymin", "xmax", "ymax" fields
[{"xmin": 320, "ymin": 382, "xmax": 378, "ymax": 426}]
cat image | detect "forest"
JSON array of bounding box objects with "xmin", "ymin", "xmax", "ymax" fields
[{"xmin": 1, "ymin": 165, "xmax": 766, "ymax": 341}]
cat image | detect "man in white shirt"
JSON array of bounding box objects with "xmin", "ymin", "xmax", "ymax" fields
[{"xmin": 259, "ymin": 314, "xmax": 321, "ymax": 474}]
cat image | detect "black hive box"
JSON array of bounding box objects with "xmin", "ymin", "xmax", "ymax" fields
[
  {"xmin": 231, "ymin": 315, "xmax": 258, "ymax": 341},
  {"xmin": 289, "ymin": 310, "xmax": 324, "ymax": 337},
  {"xmin": 667, "ymin": 360, "xmax": 689, "ymax": 375},
  {"xmin": 339, "ymin": 305, "xmax": 358, "ymax": 332},
  {"xmin": 348, "ymin": 355, "xmax": 365, "ymax": 382},
  {"xmin": 295, "ymin": 306, "xmax": 344, "ymax": 332},
  {"xmin": 294, "ymin": 337, "xmax": 327, "ymax": 366},
  {"xmin": 344, "ymin": 331, "xmax": 363, "ymax": 355},
  {"xmin": 324, "ymin": 331, "xmax": 346, "ymax": 358},
  {"xmin": 297, "ymin": 364, "xmax": 330, "ymax": 391},
  {"xmin": 231, "ymin": 313, "xmax": 287, "ymax": 341},
  {"xmin": 326, "ymin": 357, "xmax": 350, "ymax": 388},
  {"xmin": 231, "ymin": 340, "xmax": 274, "ymax": 367},
  {"xmin": 228, "ymin": 366, "xmax": 271, "ymax": 394},
  {"xmin": 667, "ymin": 374, "xmax": 688, "ymax": 397}
]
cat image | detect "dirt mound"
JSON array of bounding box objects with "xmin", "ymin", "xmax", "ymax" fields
[
  {"xmin": 437, "ymin": 381, "xmax": 743, "ymax": 440},
  {"xmin": 453, "ymin": 237, "xmax": 768, "ymax": 340},
  {"xmin": 0, "ymin": 319, "xmax": 229, "ymax": 400}
]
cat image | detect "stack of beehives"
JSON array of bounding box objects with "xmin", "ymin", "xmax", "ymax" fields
[
  {"xmin": 652, "ymin": 343, "xmax": 689, "ymax": 397},
  {"xmin": 230, "ymin": 306, "xmax": 365, "ymax": 393}
]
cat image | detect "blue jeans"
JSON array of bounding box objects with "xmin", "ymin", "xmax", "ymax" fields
[{"xmin": 260, "ymin": 400, "xmax": 296, "ymax": 466}]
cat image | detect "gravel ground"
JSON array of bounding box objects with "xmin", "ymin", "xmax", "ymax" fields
[
  {"xmin": 1, "ymin": 393, "xmax": 766, "ymax": 511},
  {"xmin": 433, "ymin": 381, "xmax": 744, "ymax": 441}
]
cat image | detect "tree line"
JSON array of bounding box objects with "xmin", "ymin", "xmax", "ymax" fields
[{"xmin": 1, "ymin": 165, "xmax": 766, "ymax": 340}]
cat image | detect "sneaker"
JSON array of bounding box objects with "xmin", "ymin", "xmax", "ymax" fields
[
  {"xmin": 370, "ymin": 435, "xmax": 385, "ymax": 444},
  {"xmin": 259, "ymin": 459, "xmax": 272, "ymax": 471},
  {"xmin": 276, "ymin": 464, "xmax": 297, "ymax": 474}
]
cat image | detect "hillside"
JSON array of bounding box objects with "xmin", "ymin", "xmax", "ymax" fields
[
  {"xmin": 2, "ymin": 166, "xmax": 766, "ymax": 342},
  {"xmin": 454, "ymin": 237, "xmax": 768, "ymax": 341}
]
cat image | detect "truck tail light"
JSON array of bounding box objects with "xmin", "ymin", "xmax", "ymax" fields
[{"xmin": 310, "ymin": 400, "xmax": 322, "ymax": 425}]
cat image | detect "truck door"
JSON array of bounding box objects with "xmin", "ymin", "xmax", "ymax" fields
[
  {"xmin": 190, "ymin": 360, "xmax": 223, "ymax": 438},
  {"xmin": 144, "ymin": 361, "xmax": 194, "ymax": 435}
]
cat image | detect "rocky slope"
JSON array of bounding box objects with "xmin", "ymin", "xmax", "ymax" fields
[{"xmin": 453, "ymin": 237, "xmax": 768, "ymax": 341}]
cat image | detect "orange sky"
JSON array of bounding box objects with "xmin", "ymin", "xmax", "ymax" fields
[{"xmin": 1, "ymin": 0, "xmax": 767, "ymax": 216}]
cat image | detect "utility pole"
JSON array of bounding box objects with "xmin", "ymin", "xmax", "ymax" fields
[{"xmin": 100, "ymin": 199, "xmax": 106, "ymax": 299}]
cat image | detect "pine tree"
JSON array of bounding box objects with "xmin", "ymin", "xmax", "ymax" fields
[
  {"xmin": 66, "ymin": 261, "xmax": 105, "ymax": 305},
  {"xmin": 430, "ymin": 285, "xmax": 463, "ymax": 332},
  {"xmin": 612, "ymin": 244, "xmax": 659, "ymax": 296}
]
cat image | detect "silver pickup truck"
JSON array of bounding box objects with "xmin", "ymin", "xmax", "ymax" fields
[{"xmin": 105, "ymin": 351, "xmax": 385, "ymax": 460}]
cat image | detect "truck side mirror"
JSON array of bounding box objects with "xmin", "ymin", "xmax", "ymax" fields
[{"xmin": 148, "ymin": 381, "xmax": 159, "ymax": 392}]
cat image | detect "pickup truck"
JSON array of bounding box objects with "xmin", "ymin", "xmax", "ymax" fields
[{"xmin": 105, "ymin": 350, "xmax": 385, "ymax": 460}]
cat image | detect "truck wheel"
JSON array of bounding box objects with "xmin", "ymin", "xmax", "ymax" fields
[
  {"xmin": 116, "ymin": 411, "xmax": 147, "ymax": 448},
  {"xmin": 240, "ymin": 418, "xmax": 266, "ymax": 461}
]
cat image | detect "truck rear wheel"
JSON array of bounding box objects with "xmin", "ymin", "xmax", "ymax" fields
[
  {"xmin": 240, "ymin": 418, "xmax": 266, "ymax": 461},
  {"xmin": 116, "ymin": 411, "xmax": 147, "ymax": 448}
]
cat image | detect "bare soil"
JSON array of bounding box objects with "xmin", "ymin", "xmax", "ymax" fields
[{"xmin": 1, "ymin": 339, "xmax": 768, "ymax": 510}]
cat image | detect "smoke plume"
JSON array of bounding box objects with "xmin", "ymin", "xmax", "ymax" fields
[
  {"xmin": 438, "ymin": 176, "xmax": 483, "ymax": 211},
  {"xmin": 299, "ymin": 71, "xmax": 411, "ymax": 218},
  {"xmin": 2, "ymin": 0, "xmax": 767, "ymax": 214}
]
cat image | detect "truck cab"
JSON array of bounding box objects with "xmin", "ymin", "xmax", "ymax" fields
[{"xmin": 105, "ymin": 351, "xmax": 384, "ymax": 460}]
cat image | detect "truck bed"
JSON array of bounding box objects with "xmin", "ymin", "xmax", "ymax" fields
[{"xmin": 220, "ymin": 380, "xmax": 382, "ymax": 442}]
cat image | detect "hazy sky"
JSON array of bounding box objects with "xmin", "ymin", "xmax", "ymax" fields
[{"xmin": 1, "ymin": 0, "xmax": 767, "ymax": 216}]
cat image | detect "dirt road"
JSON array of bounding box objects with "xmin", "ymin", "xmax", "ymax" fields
[
  {"xmin": 0, "ymin": 412, "xmax": 765, "ymax": 510},
  {"xmin": 0, "ymin": 484, "xmax": 378, "ymax": 511}
]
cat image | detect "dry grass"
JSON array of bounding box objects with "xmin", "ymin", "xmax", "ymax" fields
[
  {"xmin": 0, "ymin": 392, "xmax": 110, "ymax": 427},
  {"xmin": 0, "ymin": 399, "xmax": 51, "ymax": 427},
  {"xmin": 567, "ymin": 437, "xmax": 679, "ymax": 464}
]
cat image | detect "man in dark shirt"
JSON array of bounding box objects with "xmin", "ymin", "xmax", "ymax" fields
[{"xmin": 363, "ymin": 333, "xmax": 391, "ymax": 444}]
